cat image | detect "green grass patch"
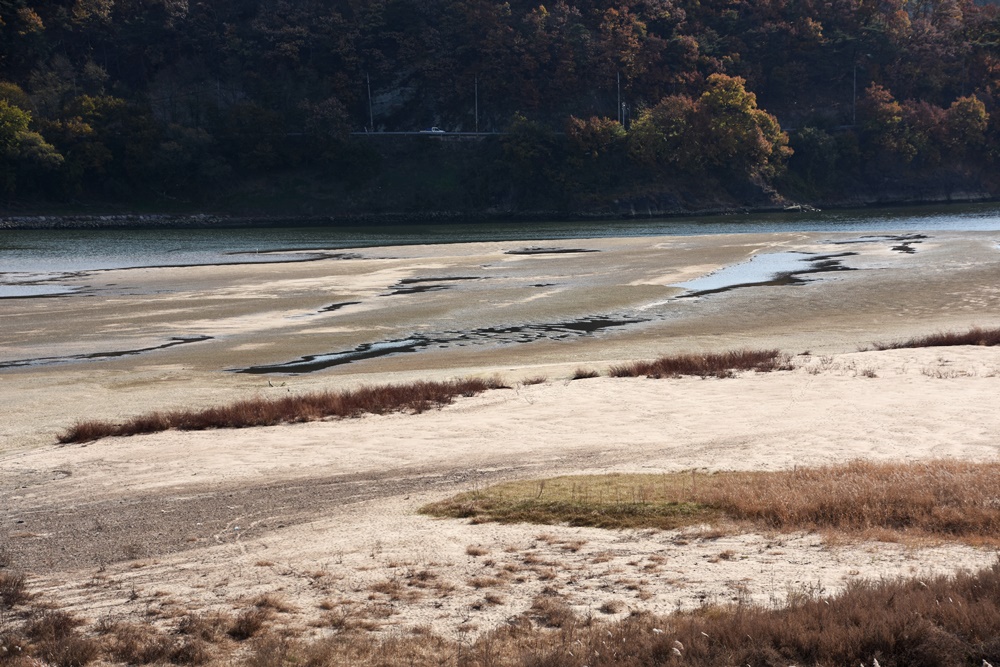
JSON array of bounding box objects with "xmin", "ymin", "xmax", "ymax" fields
[
  {"xmin": 423, "ymin": 461, "xmax": 1000, "ymax": 543},
  {"xmin": 422, "ymin": 473, "xmax": 721, "ymax": 530}
]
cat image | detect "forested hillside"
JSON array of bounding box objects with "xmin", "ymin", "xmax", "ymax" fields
[{"xmin": 1, "ymin": 0, "xmax": 999, "ymax": 216}]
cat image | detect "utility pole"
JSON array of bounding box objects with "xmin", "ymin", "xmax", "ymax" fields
[
  {"xmin": 367, "ymin": 73, "xmax": 374, "ymax": 132},
  {"xmin": 475, "ymin": 76, "xmax": 479, "ymax": 133},
  {"xmin": 852, "ymin": 63, "xmax": 856, "ymax": 126},
  {"xmin": 617, "ymin": 72, "xmax": 621, "ymax": 124}
]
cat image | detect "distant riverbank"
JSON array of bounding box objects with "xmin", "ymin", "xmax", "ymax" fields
[{"xmin": 0, "ymin": 195, "xmax": 996, "ymax": 231}]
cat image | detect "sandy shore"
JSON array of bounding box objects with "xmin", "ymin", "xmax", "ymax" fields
[{"xmin": 2, "ymin": 230, "xmax": 1000, "ymax": 638}]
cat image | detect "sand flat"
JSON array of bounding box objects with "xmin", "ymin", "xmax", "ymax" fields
[{"xmin": 2, "ymin": 230, "xmax": 1000, "ymax": 637}]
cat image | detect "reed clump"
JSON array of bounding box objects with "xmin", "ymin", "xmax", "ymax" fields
[
  {"xmin": 424, "ymin": 460, "xmax": 1000, "ymax": 544},
  {"xmin": 58, "ymin": 377, "xmax": 508, "ymax": 444},
  {"xmin": 609, "ymin": 349, "xmax": 792, "ymax": 379},
  {"xmin": 872, "ymin": 326, "xmax": 1000, "ymax": 350}
]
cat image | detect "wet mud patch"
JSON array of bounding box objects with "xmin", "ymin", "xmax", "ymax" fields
[
  {"xmin": 0, "ymin": 284, "xmax": 79, "ymax": 298},
  {"xmin": 0, "ymin": 335, "xmax": 213, "ymax": 370},
  {"xmin": 830, "ymin": 233, "xmax": 928, "ymax": 252},
  {"xmin": 319, "ymin": 301, "xmax": 362, "ymax": 313},
  {"xmin": 382, "ymin": 276, "xmax": 484, "ymax": 296},
  {"xmin": 236, "ymin": 316, "xmax": 644, "ymax": 374},
  {"xmin": 505, "ymin": 247, "xmax": 600, "ymax": 255},
  {"xmin": 459, "ymin": 317, "xmax": 645, "ymax": 344},
  {"xmin": 226, "ymin": 250, "xmax": 366, "ymax": 261},
  {"xmin": 236, "ymin": 338, "xmax": 431, "ymax": 374},
  {"xmin": 398, "ymin": 276, "xmax": 482, "ymax": 284},
  {"xmin": 383, "ymin": 284, "xmax": 452, "ymax": 296}
]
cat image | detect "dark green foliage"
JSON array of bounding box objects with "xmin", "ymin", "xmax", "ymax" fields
[{"xmin": 1, "ymin": 0, "xmax": 999, "ymax": 211}]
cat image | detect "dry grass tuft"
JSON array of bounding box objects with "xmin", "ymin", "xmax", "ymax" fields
[
  {"xmin": 570, "ymin": 368, "xmax": 600, "ymax": 380},
  {"xmin": 227, "ymin": 608, "xmax": 270, "ymax": 641},
  {"xmin": 23, "ymin": 610, "xmax": 100, "ymax": 667},
  {"xmin": 58, "ymin": 376, "xmax": 508, "ymax": 444},
  {"xmin": 176, "ymin": 612, "xmax": 229, "ymax": 642},
  {"xmin": 610, "ymin": 348, "xmax": 792, "ymax": 379},
  {"xmin": 424, "ymin": 460, "xmax": 1000, "ymax": 544},
  {"xmin": 873, "ymin": 326, "xmax": 1000, "ymax": 350},
  {"xmin": 251, "ymin": 593, "xmax": 297, "ymax": 613},
  {"xmin": 598, "ymin": 599, "xmax": 627, "ymax": 614},
  {"xmin": 0, "ymin": 570, "xmax": 29, "ymax": 609},
  {"xmin": 98, "ymin": 621, "xmax": 175, "ymax": 665},
  {"xmin": 529, "ymin": 595, "xmax": 576, "ymax": 628}
]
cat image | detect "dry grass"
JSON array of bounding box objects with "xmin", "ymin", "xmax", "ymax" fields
[
  {"xmin": 422, "ymin": 460, "xmax": 1000, "ymax": 544},
  {"xmin": 58, "ymin": 376, "xmax": 508, "ymax": 444},
  {"xmin": 570, "ymin": 368, "xmax": 600, "ymax": 380},
  {"xmin": 251, "ymin": 593, "xmax": 297, "ymax": 613},
  {"xmin": 6, "ymin": 545, "xmax": 1000, "ymax": 666},
  {"xmin": 872, "ymin": 326, "xmax": 1000, "ymax": 350},
  {"xmin": 227, "ymin": 608, "xmax": 270, "ymax": 641},
  {"xmin": 609, "ymin": 349, "xmax": 792, "ymax": 379},
  {"xmin": 223, "ymin": 562, "xmax": 1000, "ymax": 666},
  {"xmin": 97, "ymin": 621, "xmax": 178, "ymax": 665},
  {"xmin": 0, "ymin": 570, "xmax": 29, "ymax": 609}
]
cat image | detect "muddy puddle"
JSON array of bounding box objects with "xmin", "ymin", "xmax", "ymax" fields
[
  {"xmin": 236, "ymin": 317, "xmax": 643, "ymax": 374},
  {"xmin": 0, "ymin": 336, "xmax": 213, "ymax": 370},
  {"xmin": 672, "ymin": 251, "xmax": 857, "ymax": 298}
]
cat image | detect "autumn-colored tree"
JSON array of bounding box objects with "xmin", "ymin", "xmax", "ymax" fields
[
  {"xmin": 944, "ymin": 94, "xmax": 988, "ymax": 160},
  {"xmin": 626, "ymin": 94, "xmax": 697, "ymax": 170},
  {"xmin": 693, "ymin": 73, "xmax": 792, "ymax": 179},
  {"xmin": 564, "ymin": 115, "xmax": 627, "ymax": 193},
  {"xmin": 859, "ymin": 83, "xmax": 918, "ymax": 163}
]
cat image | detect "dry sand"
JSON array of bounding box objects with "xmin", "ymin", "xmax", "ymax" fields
[{"xmin": 2, "ymin": 229, "xmax": 1000, "ymax": 638}]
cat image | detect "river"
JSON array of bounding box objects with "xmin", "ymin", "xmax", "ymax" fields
[{"xmin": 3, "ymin": 202, "xmax": 1000, "ymax": 298}]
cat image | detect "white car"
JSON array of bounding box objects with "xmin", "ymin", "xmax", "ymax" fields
[{"xmin": 420, "ymin": 127, "xmax": 446, "ymax": 133}]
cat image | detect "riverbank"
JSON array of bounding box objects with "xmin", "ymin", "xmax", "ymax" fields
[
  {"xmin": 1, "ymin": 192, "xmax": 996, "ymax": 230},
  {"xmin": 0, "ymin": 207, "xmax": 779, "ymax": 230},
  {"xmin": 2, "ymin": 229, "xmax": 1000, "ymax": 656}
]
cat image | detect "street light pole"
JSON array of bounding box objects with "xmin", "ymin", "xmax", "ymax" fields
[
  {"xmin": 617, "ymin": 71, "xmax": 621, "ymax": 124},
  {"xmin": 367, "ymin": 73, "xmax": 374, "ymax": 132}
]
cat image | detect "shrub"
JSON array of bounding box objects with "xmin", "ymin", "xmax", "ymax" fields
[
  {"xmin": 58, "ymin": 376, "xmax": 508, "ymax": 444},
  {"xmin": 873, "ymin": 326, "xmax": 1000, "ymax": 350},
  {"xmin": 227, "ymin": 609, "xmax": 269, "ymax": 641},
  {"xmin": 0, "ymin": 571, "xmax": 28, "ymax": 608},
  {"xmin": 609, "ymin": 349, "xmax": 791, "ymax": 379}
]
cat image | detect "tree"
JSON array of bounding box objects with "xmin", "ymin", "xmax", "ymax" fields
[
  {"xmin": 565, "ymin": 115, "xmax": 627, "ymax": 193},
  {"xmin": 693, "ymin": 73, "xmax": 792, "ymax": 179},
  {"xmin": 0, "ymin": 99, "xmax": 62, "ymax": 195},
  {"xmin": 944, "ymin": 94, "xmax": 988, "ymax": 161},
  {"xmin": 626, "ymin": 94, "xmax": 697, "ymax": 171},
  {"xmin": 859, "ymin": 83, "xmax": 918, "ymax": 163}
]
